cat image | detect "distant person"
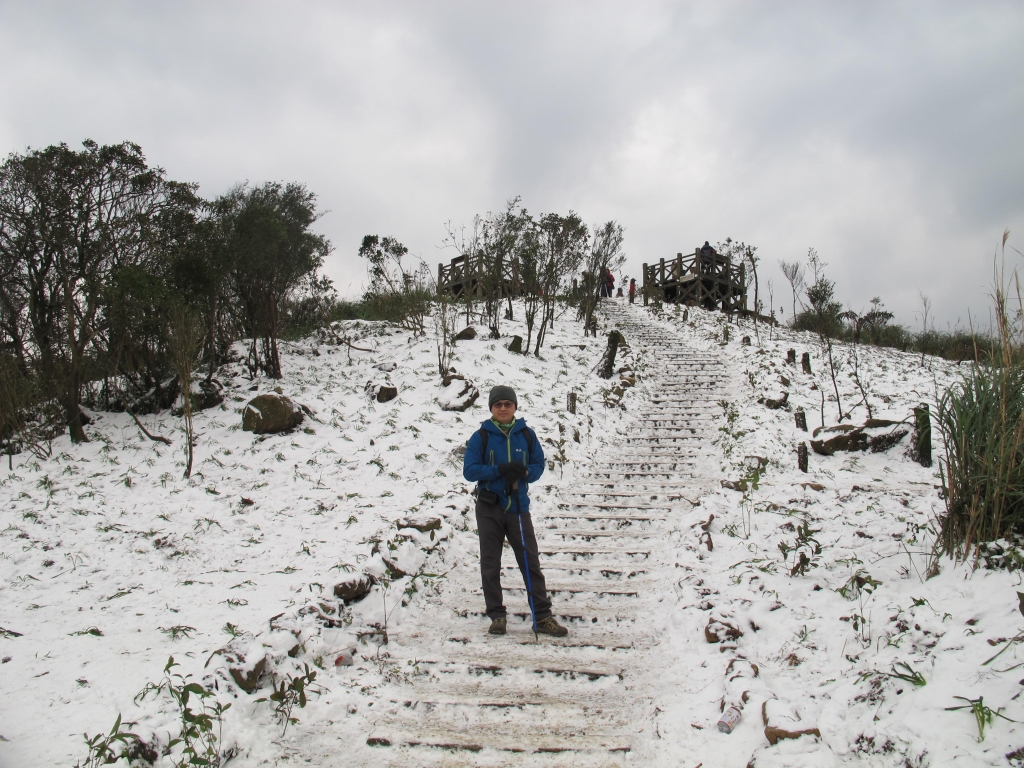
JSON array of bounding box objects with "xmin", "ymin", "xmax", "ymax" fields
[
  {"xmin": 462, "ymin": 386, "xmax": 568, "ymax": 638},
  {"xmin": 604, "ymin": 268, "xmax": 615, "ymax": 298},
  {"xmin": 699, "ymin": 241, "xmax": 715, "ymax": 272},
  {"xmin": 628, "ymin": 278, "xmax": 637, "ymax": 304}
]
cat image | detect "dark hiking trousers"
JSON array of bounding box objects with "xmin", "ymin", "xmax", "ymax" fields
[{"xmin": 475, "ymin": 499, "xmax": 552, "ymax": 621}]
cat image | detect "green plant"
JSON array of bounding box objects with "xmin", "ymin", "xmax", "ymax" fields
[
  {"xmin": 885, "ymin": 662, "xmax": 926, "ymax": 686},
  {"xmin": 160, "ymin": 625, "xmax": 196, "ymax": 640},
  {"xmin": 259, "ymin": 663, "xmax": 324, "ymax": 736},
  {"xmin": 938, "ymin": 362, "xmax": 1024, "ymax": 561},
  {"xmin": 945, "ymin": 695, "xmax": 1015, "ymax": 741},
  {"xmin": 779, "ymin": 519, "xmax": 822, "ymax": 576},
  {"xmin": 76, "ymin": 713, "xmax": 139, "ymax": 768},
  {"xmin": 836, "ymin": 570, "xmax": 881, "ymax": 601},
  {"xmin": 135, "ymin": 656, "xmax": 230, "ymax": 767}
]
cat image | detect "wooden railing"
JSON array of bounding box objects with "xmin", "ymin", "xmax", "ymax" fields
[
  {"xmin": 437, "ymin": 253, "xmax": 521, "ymax": 299},
  {"xmin": 642, "ymin": 249, "xmax": 747, "ymax": 313}
]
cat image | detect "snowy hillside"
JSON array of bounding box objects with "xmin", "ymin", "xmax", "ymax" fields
[{"xmin": 2, "ymin": 299, "xmax": 1023, "ymax": 767}]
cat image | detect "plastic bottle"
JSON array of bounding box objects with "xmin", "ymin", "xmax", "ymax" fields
[{"xmin": 717, "ymin": 706, "xmax": 742, "ymax": 734}]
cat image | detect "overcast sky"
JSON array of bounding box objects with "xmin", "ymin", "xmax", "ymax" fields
[{"xmin": 1, "ymin": 1, "xmax": 1021, "ymax": 328}]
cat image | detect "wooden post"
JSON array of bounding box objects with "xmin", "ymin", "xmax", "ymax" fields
[
  {"xmin": 798, "ymin": 442, "xmax": 808, "ymax": 473},
  {"xmin": 795, "ymin": 409, "xmax": 807, "ymax": 431},
  {"xmin": 567, "ymin": 392, "xmax": 577, "ymax": 415},
  {"xmin": 437, "ymin": 263, "xmax": 444, "ymax": 296},
  {"xmin": 787, "ymin": 349, "xmax": 796, "ymax": 365},
  {"xmin": 642, "ymin": 263, "xmax": 649, "ymax": 306},
  {"xmin": 912, "ymin": 403, "xmax": 932, "ymax": 467},
  {"xmin": 801, "ymin": 352, "xmax": 812, "ymax": 374}
]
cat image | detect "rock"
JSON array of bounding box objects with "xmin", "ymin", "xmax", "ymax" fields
[
  {"xmin": 230, "ymin": 654, "xmax": 267, "ymax": 694},
  {"xmin": 705, "ymin": 617, "xmax": 743, "ymax": 643},
  {"xmin": 212, "ymin": 636, "xmax": 268, "ymax": 694},
  {"xmin": 507, "ymin": 335, "xmax": 523, "ymax": 354},
  {"xmin": 780, "ymin": 375, "xmax": 791, "ymax": 388},
  {"xmin": 811, "ymin": 420, "xmax": 910, "ymax": 456},
  {"xmin": 442, "ymin": 373, "xmax": 465, "ymax": 387},
  {"xmin": 172, "ymin": 379, "xmax": 224, "ymax": 416},
  {"xmin": 721, "ymin": 479, "xmax": 748, "ymax": 492},
  {"xmin": 454, "ymin": 326, "xmax": 477, "ymax": 341},
  {"xmin": 764, "ymin": 392, "xmax": 789, "ymax": 410},
  {"xmin": 333, "ymin": 574, "xmax": 375, "ymax": 604},
  {"xmin": 397, "ymin": 516, "xmax": 442, "ymax": 533},
  {"xmin": 741, "ymin": 336, "xmax": 751, "ymax": 346},
  {"xmin": 242, "ymin": 394, "xmax": 304, "ymax": 434},
  {"xmin": 620, "ymin": 377, "xmax": 636, "ymax": 387},
  {"xmin": 376, "ymin": 386, "xmax": 398, "ymax": 403},
  {"xmin": 811, "ymin": 430, "xmax": 868, "ymax": 455},
  {"xmin": 801, "ymin": 482, "xmax": 825, "ymax": 491},
  {"xmin": 438, "ymin": 378, "xmax": 479, "ymax": 412},
  {"xmin": 374, "ymin": 361, "xmax": 397, "ymax": 372}
]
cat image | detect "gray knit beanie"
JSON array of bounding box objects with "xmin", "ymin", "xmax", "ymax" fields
[{"xmin": 488, "ymin": 385, "xmax": 518, "ymax": 409}]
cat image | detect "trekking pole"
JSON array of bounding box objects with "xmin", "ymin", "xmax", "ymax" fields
[{"xmin": 513, "ymin": 483, "xmax": 539, "ymax": 640}]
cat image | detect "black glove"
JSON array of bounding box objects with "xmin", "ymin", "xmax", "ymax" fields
[{"xmin": 498, "ymin": 462, "xmax": 528, "ymax": 484}]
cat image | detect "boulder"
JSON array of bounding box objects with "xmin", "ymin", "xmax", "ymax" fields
[
  {"xmin": 454, "ymin": 326, "xmax": 477, "ymax": 341},
  {"xmin": 374, "ymin": 361, "xmax": 397, "ymax": 372},
  {"xmin": 242, "ymin": 394, "xmax": 304, "ymax": 434},
  {"xmin": 507, "ymin": 335, "xmax": 523, "ymax": 354},
  {"xmin": 438, "ymin": 378, "xmax": 479, "ymax": 412},
  {"xmin": 333, "ymin": 574, "xmax": 375, "ymax": 604}
]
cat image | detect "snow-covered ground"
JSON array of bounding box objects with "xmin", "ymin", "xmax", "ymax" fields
[{"xmin": 2, "ymin": 298, "xmax": 1023, "ymax": 767}]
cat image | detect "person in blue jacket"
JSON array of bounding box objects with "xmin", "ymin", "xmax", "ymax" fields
[{"xmin": 463, "ymin": 385, "xmax": 568, "ymax": 637}]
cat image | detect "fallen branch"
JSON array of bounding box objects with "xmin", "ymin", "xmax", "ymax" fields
[{"xmin": 127, "ymin": 408, "xmax": 172, "ymax": 446}]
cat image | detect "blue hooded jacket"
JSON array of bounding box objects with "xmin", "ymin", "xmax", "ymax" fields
[{"xmin": 463, "ymin": 418, "xmax": 545, "ymax": 513}]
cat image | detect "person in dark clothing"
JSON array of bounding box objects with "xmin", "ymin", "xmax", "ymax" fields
[
  {"xmin": 628, "ymin": 278, "xmax": 637, "ymax": 304},
  {"xmin": 699, "ymin": 241, "xmax": 716, "ymax": 272},
  {"xmin": 604, "ymin": 268, "xmax": 615, "ymax": 298},
  {"xmin": 463, "ymin": 386, "xmax": 568, "ymax": 637}
]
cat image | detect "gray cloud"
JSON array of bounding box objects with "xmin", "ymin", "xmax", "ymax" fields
[{"xmin": 1, "ymin": 0, "xmax": 1021, "ymax": 327}]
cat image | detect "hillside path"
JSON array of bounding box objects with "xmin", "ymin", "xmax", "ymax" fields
[{"xmin": 313, "ymin": 303, "xmax": 727, "ymax": 766}]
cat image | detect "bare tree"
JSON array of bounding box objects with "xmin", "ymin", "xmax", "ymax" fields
[
  {"xmin": 168, "ymin": 304, "xmax": 204, "ymax": 478},
  {"xmin": 779, "ymin": 259, "xmax": 805, "ymax": 323}
]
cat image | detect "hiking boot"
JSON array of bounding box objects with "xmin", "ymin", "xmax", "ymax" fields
[
  {"xmin": 488, "ymin": 617, "xmax": 507, "ymax": 635},
  {"xmin": 535, "ymin": 616, "xmax": 568, "ymax": 637}
]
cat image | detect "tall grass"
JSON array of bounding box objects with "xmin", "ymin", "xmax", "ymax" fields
[{"xmin": 938, "ymin": 231, "xmax": 1024, "ymax": 563}]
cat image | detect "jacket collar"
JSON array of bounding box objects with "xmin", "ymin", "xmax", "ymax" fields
[{"xmin": 481, "ymin": 417, "xmax": 525, "ymax": 436}]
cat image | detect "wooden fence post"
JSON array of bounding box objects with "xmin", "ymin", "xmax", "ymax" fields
[
  {"xmin": 912, "ymin": 403, "xmax": 932, "ymax": 467},
  {"xmin": 787, "ymin": 349, "xmax": 796, "ymax": 366},
  {"xmin": 798, "ymin": 442, "xmax": 808, "ymax": 473},
  {"xmin": 795, "ymin": 409, "xmax": 807, "ymax": 432},
  {"xmin": 567, "ymin": 392, "xmax": 577, "ymax": 415},
  {"xmin": 801, "ymin": 352, "xmax": 812, "ymax": 374}
]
